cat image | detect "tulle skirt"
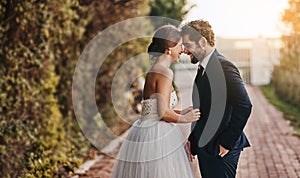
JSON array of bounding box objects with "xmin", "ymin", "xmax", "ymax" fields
[{"xmin": 111, "ymin": 116, "xmax": 195, "ymax": 178}]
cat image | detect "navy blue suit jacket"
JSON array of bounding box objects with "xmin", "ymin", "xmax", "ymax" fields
[{"xmin": 189, "ymin": 49, "xmax": 252, "ymax": 156}]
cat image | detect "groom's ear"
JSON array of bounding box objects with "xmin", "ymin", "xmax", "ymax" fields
[{"xmin": 199, "ymin": 37, "xmax": 207, "ymax": 48}]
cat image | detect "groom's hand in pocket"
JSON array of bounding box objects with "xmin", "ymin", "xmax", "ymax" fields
[
  {"xmin": 219, "ymin": 144, "xmax": 229, "ymax": 157},
  {"xmin": 185, "ymin": 141, "xmax": 195, "ymax": 162}
]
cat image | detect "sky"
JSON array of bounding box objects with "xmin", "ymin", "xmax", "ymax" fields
[{"xmin": 184, "ymin": 0, "xmax": 289, "ymax": 38}]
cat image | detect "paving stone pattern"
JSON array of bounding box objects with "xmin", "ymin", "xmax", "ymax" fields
[{"xmin": 76, "ymin": 86, "xmax": 300, "ymax": 178}]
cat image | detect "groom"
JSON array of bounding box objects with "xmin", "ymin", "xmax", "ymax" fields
[{"xmin": 181, "ymin": 20, "xmax": 252, "ymax": 178}]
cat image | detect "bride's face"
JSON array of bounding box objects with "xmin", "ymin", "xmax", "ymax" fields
[{"xmin": 168, "ymin": 38, "xmax": 184, "ymax": 62}]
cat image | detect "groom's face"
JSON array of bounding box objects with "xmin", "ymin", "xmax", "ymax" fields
[{"xmin": 182, "ymin": 34, "xmax": 205, "ymax": 64}]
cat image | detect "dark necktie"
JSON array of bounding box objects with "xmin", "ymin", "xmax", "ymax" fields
[
  {"xmin": 191, "ymin": 65, "xmax": 204, "ymax": 131},
  {"xmin": 198, "ymin": 65, "xmax": 204, "ymax": 76}
]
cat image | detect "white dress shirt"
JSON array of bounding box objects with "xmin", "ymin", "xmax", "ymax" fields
[{"xmin": 199, "ymin": 48, "xmax": 215, "ymax": 75}]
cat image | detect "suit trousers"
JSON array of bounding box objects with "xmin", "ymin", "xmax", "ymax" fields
[{"xmin": 197, "ymin": 148, "xmax": 242, "ymax": 178}]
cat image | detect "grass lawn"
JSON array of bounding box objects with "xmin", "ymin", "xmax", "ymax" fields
[{"xmin": 260, "ymin": 85, "xmax": 300, "ymax": 137}]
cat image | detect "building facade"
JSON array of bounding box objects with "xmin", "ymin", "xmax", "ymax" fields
[{"xmin": 216, "ymin": 37, "xmax": 281, "ymax": 85}]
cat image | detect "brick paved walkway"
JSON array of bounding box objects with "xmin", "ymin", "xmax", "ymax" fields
[
  {"xmin": 237, "ymin": 86, "xmax": 300, "ymax": 178},
  {"xmin": 75, "ymin": 86, "xmax": 300, "ymax": 178}
]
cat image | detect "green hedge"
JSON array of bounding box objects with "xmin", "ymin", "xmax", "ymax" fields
[
  {"xmin": 0, "ymin": 1, "xmax": 88, "ymax": 177},
  {"xmin": 0, "ymin": 0, "xmax": 151, "ymax": 177},
  {"xmin": 272, "ymin": 0, "xmax": 300, "ymax": 110},
  {"xmin": 272, "ymin": 34, "xmax": 300, "ymax": 109},
  {"xmin": 0, "ymin": 0, "xmax": 191, "ymax": 176}
]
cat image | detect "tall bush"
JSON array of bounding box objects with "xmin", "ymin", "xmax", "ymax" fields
[
  {"xmin": 272, "ymin": 0, "xmax": 300, "ymax": 108},
  {"xmin": 79, "ymin": 0, "xmax": 151, "ymax": 128},
  {"xmin": 0, "ymin": 1, "xmax": 88, "ymax": 177},
  {"xmin": 149, "ymin": 0, "xmax": 195, "ymax": 28}
]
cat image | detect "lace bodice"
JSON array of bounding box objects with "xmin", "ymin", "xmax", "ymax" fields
[{"xmin": 141, "ymin": 91, "xmax": 178, "ymax": 116}]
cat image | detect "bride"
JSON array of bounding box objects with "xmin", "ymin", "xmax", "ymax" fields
[{"xmin": 111, "ymin": 25, "xmax": 200, "ymax": 178}]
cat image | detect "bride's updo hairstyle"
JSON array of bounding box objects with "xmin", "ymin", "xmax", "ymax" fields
[{"xmin": 147, "ymin": 25, "xmax": 181, "ymax": 58}]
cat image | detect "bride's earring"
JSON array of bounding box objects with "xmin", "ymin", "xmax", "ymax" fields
[{"xmin": 168, "ymin": 50, "xmax": 172, "ymax": 55}]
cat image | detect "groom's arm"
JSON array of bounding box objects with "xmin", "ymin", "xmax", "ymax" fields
[
  {"xmin": 219, "ymin": 60, "xmax": 252, "ymax": 150},
  {"xmin": 188, "ymin": 132, "xmax": 198, "ymax": 155},
  {"xmin": 185, "ymin": 141, "xmax": 195, "ymax": 161}
]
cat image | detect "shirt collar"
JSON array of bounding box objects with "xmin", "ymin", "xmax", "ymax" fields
[{"xmin": 199, "ymin": 48, "xmax": 215, "ymax": 69}]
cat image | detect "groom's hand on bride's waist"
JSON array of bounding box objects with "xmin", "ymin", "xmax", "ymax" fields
[{"xmin": 185, "ymin": 141, "xmax": 195, "ymax": 162}]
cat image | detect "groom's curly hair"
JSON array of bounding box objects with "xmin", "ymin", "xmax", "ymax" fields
[{"xmin": 181, "ymin": 20, "xmax": 215, "ymax": 47}]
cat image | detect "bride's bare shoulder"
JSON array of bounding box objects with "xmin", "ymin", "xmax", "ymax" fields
[{"xmin": 148, "ymin": 65, "xmax": 173, "ymax": 80}]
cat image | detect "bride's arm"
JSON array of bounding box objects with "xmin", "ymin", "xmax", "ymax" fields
[
  {"xmin": 173, "ymin": 110, "xmax": 181, "ymax": 114},
  {"xmin": 156, "ymin": 71, "xmax": 199, "ymax": 123},
  {"xmin": 173, "ymin": 106, "xmax": 193, "ymax": 115}
]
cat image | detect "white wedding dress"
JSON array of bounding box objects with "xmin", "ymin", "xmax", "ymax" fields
[{"xmin": 111, "ymin": 91, "xmax": 195, "ymax": 178}]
